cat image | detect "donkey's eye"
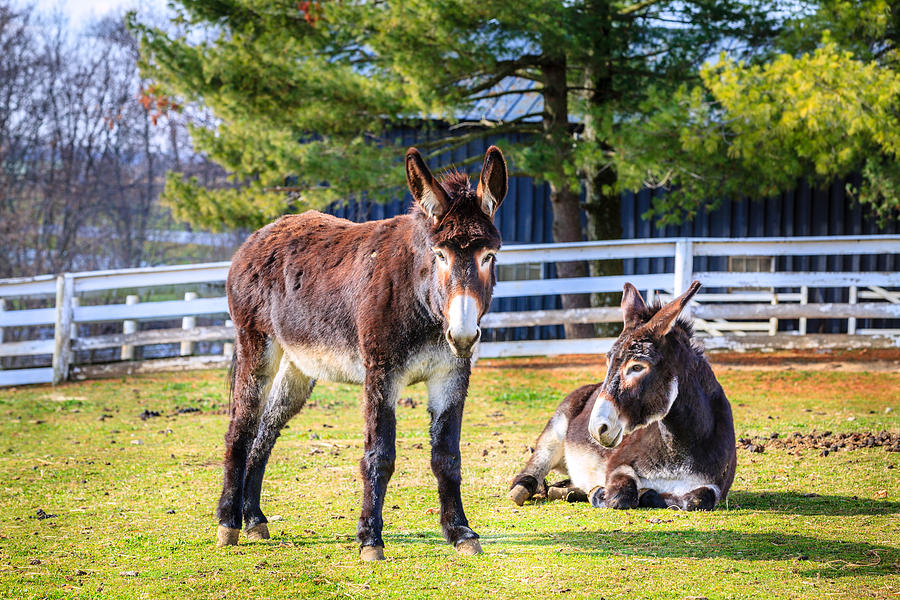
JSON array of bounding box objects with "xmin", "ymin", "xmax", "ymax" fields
[
  {"xmin": 629, "ymin": 364, "xmax": 645, "ymax": 374},
  {"xmin": 433, "ymin": 249, "xmax": 447, "ymax": 264},
  {"xmin": 481, "ymin": 252, "xmax": 496, "ymax": 266}
]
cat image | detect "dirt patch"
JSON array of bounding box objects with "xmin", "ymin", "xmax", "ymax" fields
[
  {"xmin": 478, "ymin": 349, "xmax": 900, "ymax": 373},
  {"xmin": 710, "ymin": 348, "xmax": 900, "ymax": 365},
  {"xmin": 738, "ymin": 430, "xmax": 900, "ymax": 456},
  {"xmin": 478, "ymin": 354, "xmax": 606, "ymax": 371}
]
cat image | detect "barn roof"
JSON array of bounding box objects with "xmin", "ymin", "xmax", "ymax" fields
[{"xmin": 457, "ymin": 77, "xmax": 544, "ymax": 123}]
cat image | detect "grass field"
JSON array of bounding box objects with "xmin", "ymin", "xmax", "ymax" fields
[{"xmin": 1, "ymin": 357, "xmax": 897, "ymax": 599}]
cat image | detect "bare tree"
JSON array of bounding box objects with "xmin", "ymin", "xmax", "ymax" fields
[{"xmin": 0, "ymin": 3, "xmax": 230, "ymax": 279}]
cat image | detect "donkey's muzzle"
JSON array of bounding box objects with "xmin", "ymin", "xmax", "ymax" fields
[
  {"xmin": 589, "ymin": 398, "xmax": 624, "ymax": 448},
  {"xmin": 446, "ymin": 294, "xmax": 481, "ymax": 358},
  {"xmin": 446, "ymin": 327, "xmax": 481, "ymax": 358}
]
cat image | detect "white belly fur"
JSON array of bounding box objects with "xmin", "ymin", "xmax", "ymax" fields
[
  {"xmin": 637, "ymin": 473, "xmax": 721, "ymax": 501},
  {"xmin": 562, "ymin": 441, "xmax": 719, "ymax": 500},
  {"xmin": 563, "ymin": 443, "xmax": 607, "ymax": 492},
  {"xmin": 280, "ymin": 341, "xmax": 460, "ymax": 388},
  {"xmin": 281, "ymin": 344, "xmax": 366, "ymax": 384}
]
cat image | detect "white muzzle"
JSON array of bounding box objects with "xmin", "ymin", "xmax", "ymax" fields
[{"xmin": 446, "ymin": 294, "xmax": 481, "ymax": 357}]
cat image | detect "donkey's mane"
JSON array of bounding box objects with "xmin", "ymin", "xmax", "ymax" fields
[{"xmin": 437, "ymin": 170, "xmax": 472, "ymax": 196}]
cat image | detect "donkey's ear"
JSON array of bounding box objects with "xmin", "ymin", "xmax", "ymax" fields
[
  {"xmin": 621, "ymin": 283, "xmax": 647, "ymax": 329},
  {"xmin": 476, "ymin": 145, "xmax": 508, "ymax": 218},
  {"xmin": 406, "ymin": 148, "xmax": 449, "ymax": 219},
  {"xmin": 649, "ymin": 280, "xmax": 701, "ymax": 337}
]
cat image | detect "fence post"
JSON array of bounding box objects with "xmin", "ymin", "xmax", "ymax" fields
[
  {"xmin": 848, "ymin": 285, "xmax": 858, "ymax": 335},
  {"xmin": 799, "ymin": 286, "xmax": 808, "ymax": 335},
  {"xmin": 70, "ymin": 297, "xmax": 79, "ymax": 354},
  {"xmin": 673, "ymin": 239, "xmax": 694, "ymax": 319},
  {"xmin": 180, "ymin": 292, "xmax": 197, "ymax": 356},
  {"xmin": 0, "ymin": 298, "xmax": 5, "ymax": 346},
  {"xmin": 121, "ymin": 295, "xmax": 139, "ymax": 360},
  {"xmin": 223, "ymin": 319, "xmax": 234, "ymax": 358},
  {"xmin": 52, "ymin": 274, "xmax": 74, "ymax": 385},
  {"xmin": 768, "ymin": 292, "xmax": 778, "ymax": 336}
]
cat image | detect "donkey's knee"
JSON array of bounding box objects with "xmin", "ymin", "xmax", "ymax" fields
[
  {"xmin": 680, "ymin": 486, "xmax": 718, "ymax": 511},
  {"xmin": 430, "ymin": 448, "xmax": 461, "ymax": 483},
  {"xmin": 509, "ymin": 474, "xmax": 548, "ymax": 506},
  {"xmin": 603, "ymin": 467, "xmax": 640, "ymax": 510},
  {"xmin": 638, "ymin": 488, "xmax": 669, "ymax": 509},
  {"xmin": 361, "ymin": 446, "xmax": 396, "ymax": 481}
]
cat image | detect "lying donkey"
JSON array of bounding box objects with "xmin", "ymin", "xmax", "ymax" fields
[{"xmin": 509, "ymin": 281, "xmax": 736, "ymax": 510}]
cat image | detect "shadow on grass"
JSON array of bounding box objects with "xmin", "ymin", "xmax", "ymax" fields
[
  {"xmin": 364, "ymin": 529, "xmax": 897, "ymax": 579},
  {"xmin": 726, "ymin": 491, "xmax": 900, "ymax": 516}
]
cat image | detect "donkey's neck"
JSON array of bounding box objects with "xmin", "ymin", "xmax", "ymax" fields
[
  {"xmin": 409, "ymin": 214, "xmax": 444, "ymax": 325},
  {"xmin": 659, "ymin": 345, "xmax": 716, "ymax": 445}
]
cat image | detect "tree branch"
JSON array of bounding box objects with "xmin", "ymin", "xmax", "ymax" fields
[
  {"xmin": 448, "ymin": 112, "xmax": 544, "ymax": 130},
  {"xmin": 468, "ymin": 87, "xmax": 545, "ymax": 102},
  {"xmin": 618, "ymin": 0, "xmax": 665, "ymax": 17}
]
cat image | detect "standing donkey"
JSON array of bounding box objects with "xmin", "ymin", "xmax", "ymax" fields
[
  {"xmin": 218, "ymin": 146, "xmax": 508, "ymax": 560},
  {"xmin": 509, "ymin": 282, "xmax": 737, "ymax": 511}
]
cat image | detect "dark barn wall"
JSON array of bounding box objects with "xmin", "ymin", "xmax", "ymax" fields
[
  {"xmin": 620, "ymin": 181, "xmax": 898, "ymax": 334},
  {"xmin": 328, "ymin": 135, "xmax": 898, "ymax": 339}
]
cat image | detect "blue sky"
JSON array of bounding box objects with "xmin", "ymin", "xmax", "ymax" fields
[{"xmin": 32, "ymin": 0, "xmax": 168, "ymax": 27}]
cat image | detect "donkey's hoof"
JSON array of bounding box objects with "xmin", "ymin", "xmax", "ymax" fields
[
  {"xmin": 455, "ymin": 538, "xmax": 483, "ymax": 556},
  {"xmin": 360, "ymin": 545, "xmax": 385, "ymax": 562},
  {"xmin": 245, "ymin": 523, "xmax": 270, "ymax": 541},
  {"xmin": 216, "ymin": 526, "xmax": 240, "ymax": 547},
  {"xmin": 509, "ymin": 484, "xmax": 530, "ymax": 506},
  {"xmin": 547, "ymin": 486, "xmax": 569, "ymax": 501}
]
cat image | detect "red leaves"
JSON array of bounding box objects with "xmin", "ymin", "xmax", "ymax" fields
[
  {"xmin": 297, "ymin": 1, "xmax": 321, "ymax": 26},
  {"xmin": 137, "ymin": 84, "xmax": 181, "ymax": 126}
]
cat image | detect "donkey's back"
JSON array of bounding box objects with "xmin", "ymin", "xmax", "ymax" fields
[{"xmin": 228, "ymin": 211, "xmax": 422, "ymax": 353}]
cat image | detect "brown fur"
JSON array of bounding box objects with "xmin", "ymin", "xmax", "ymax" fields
[
  {"xmin": 511, "ymin": 282, "xmax": 737, "ymax": 511},
  {"xmin": 217, "ymin": 147, "xmax": 508, "ymax": 557}
]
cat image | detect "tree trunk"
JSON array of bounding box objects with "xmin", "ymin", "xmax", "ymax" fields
[
  {"xmin": 549, "ymin": 182, "xmax": 594, "ymax": 338},
  {"xmin": 583, "ymin": 161, "xmax": 623, "ymax": 336},
  {"xmin": 581, "ymin": 20, "xmax": 624, "ymax": 337},
  {"xmin": 541, "ymin": 57, "xmax": 595, "ymax": 339}
]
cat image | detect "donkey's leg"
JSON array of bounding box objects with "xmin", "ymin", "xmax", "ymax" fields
[
  {"xmin": 672, "ymin": 486, "xmax": 719, "ymax": 511},
  {"xmin": 357, "ymin": 369, "xmax": 398, "ymax": 561},
  {"xmin": 637, "ymin": 489, "xmax": 669, "ymax": 509},
  {"xmin": 216, "ymin": 330, "xmax": 272, "ymax": 546},
  {"xmin": 547, "ymin": 480, "xmax": 589, "ymax": 503},
  {"xmin": 242, "ymin": 356, "xmax": 315, "ymax": 540},
  {"xmin": 600, "ymin": 465, "xmax": 640, "ymax": 510},
  {"xmin": 427, "ymin": 369, "xmax": 480, "ymax": 555},
  {"xmin": 509, "ymin": 411, "xmax": 569, "ymax": 506},
  {"xmin": 635, "ymin": 485, "xmax": 718, "ymax": 510}
]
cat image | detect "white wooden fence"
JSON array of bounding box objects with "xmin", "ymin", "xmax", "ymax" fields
[{"xmin": 1, "ymin": 235, "xmax": 898, "ymax": 387}]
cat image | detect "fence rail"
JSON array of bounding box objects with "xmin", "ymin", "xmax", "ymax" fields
[{"xmin": 1, "ymin": 235, "xmax": 898, "ymax": 386}]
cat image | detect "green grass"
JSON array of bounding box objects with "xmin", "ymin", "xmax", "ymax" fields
[{"xmin": 0, "ymin": 359, "xmax": 897, "ymax": 599}]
